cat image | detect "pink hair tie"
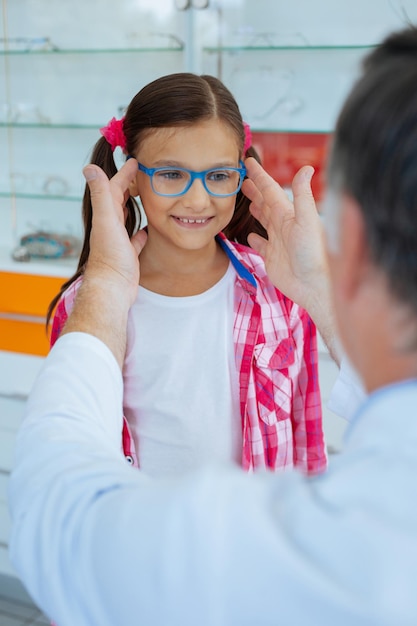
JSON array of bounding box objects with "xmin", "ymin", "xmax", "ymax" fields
[
  {"xmin": 243, "ymin": 121, "xmax": 252, "ymax": 154},
  {"xmin": 100, "ymin": 116, "xmax": 127, "ymax": 151}
]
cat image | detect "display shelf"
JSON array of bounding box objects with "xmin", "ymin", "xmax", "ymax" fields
[
  {"xmin": 0, "ymin": 46, "xmax": 184, "ymax": 55},
  {"xmin": 0, "ymin": 192, "xmax": 81, "ymax": 202},
  {"xmin": 0, "ymin": 122, "xmax": 100, "ymax": 129},
  {"xmin": 203, "ymin": 44, "xmax": 375, "ymax": 52},
  {"xmin": 202, "ymin": 43, "xmax": 370, "ymax": 134},
  {"xmin": 0, "ymin": 247, "xmax": 77, "ymax": 276}
]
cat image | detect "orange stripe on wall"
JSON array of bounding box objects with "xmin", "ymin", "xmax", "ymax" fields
[
  {"xmin": 0, "ymin": 272, "xmax": 67, "ymax": 355},
  {"xmin": 0, "ymin": 272, "xmax": 66, "ymax": 317},
  {"xmin": 0, "ymin": 318, "xmax": 50, "ymax": 356}
]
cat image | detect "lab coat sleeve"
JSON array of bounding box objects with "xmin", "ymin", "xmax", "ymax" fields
[{"xmin": 8, "ymin": 332, "xmax": 408, "ymax": 626}]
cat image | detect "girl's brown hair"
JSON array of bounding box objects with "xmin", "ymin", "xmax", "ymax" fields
[{"xmin": 47, "ymin": 72, "xmax": 266, "ymax": 325}]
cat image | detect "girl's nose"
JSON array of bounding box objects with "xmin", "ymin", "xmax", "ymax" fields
[{"xmin": 182, "ymin": 178, "xmax": 211, "ymax": 212}]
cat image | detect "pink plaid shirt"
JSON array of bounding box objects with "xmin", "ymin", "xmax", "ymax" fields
[{"xmin": 50, "ymin": 233, "xmax": 327, "ymax": 475}]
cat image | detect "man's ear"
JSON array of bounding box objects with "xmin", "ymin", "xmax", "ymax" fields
[{"xmin": 337, "ymin": 195, "xmax": 370, "ymax": 300}]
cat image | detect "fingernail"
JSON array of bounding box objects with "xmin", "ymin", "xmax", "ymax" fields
[
  {"xmin": 83, "ymin": 166, "xmax": 98, "ymax": 182},
  {"xmin": 304, "ymin": 166, "xmax": 315, "ymax": 181}
]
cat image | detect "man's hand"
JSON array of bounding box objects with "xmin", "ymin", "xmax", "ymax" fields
[
  {"xmin": 243, "ymin": 157, "xmax": 339, "ymax": 364},
  {"xmin": 84, "ymin": 159, "xmax": 147, "ymax": 308},
  {"xmin": 62, "ymin": 159, "xmax": 147, "ymax": 367},
  {"xmin": 243, "ymin": 157, "xmax": 327, "ymax": 311}
]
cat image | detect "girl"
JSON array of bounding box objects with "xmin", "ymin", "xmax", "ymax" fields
[{"xmin": 48, "ymin": 73, "xmax": 327, "ymax": 476}]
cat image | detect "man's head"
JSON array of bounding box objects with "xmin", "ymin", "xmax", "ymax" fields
[{"xmin": 325, "ymin": 27, "xmax": 417, "ymax": 389}]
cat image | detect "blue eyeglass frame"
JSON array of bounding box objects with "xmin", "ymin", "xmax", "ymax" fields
[{"xmin": 134, "ymin": 159, "xmax": 247, "ymax": 198}]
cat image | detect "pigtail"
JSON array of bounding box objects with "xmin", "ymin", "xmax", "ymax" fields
[
  {"xmin": 223, "ymin": 144, "xmax": 268, "ymax": 246},
  {"xmin": 46, "ymin": 136, "xmax": 141, "ymax": 328}
]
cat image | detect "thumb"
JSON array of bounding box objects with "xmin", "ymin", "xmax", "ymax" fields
[
  {"xmin": 83, "ymin": 164, "xmax": 110, "ymax": 189},
  {"xmin": 83, "ymin": 165, "xmax": 112, "ymax": 214}
]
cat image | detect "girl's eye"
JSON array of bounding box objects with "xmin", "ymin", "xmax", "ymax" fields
[
  {"xmin": 156, "ymin": 169, "xmax": 185, "ymax": 181},
  {"xmin": 207, "ymin": 169, "xmax": 231, "ymax": 183}
]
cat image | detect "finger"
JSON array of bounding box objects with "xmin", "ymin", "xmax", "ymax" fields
[
  {"xmin": 242, "ymin": 179, "xmax": 268, "ymax": 227},
  {"xmin": 241, "ymin": 177, "xmax": 265, "ymax": 206},
  {"xmin": 245, "ymin": 157, "xmax": 292, "ymax": 210},
  {"xmin": 291, "ymin": 166, "xmax": 318, "ymax": 223},
  {"xmin": 83, "ymin": 163, "xmax": 110, "ymax": 187},
  {"xmin": 248, "ymin": 199, "xmax": 269, "ymax": 231},
  {"xmin": 131, "ymin": 229, "xmax": 148, "ymax": 257},
  {"xmin": 83, "ymin": 165, "xmax": 115, "ymax": 218},
  {"xmin": 83, "ymin": 160, "xmax": 137, "ymax": 198},
  {"xmin": 247, "ymin": 232, "xmax": 268, "ymax": 257},
  {"xmin": 109, "ymin": 158, "xmax": 139, "ymax": 191},
  {"xmin": 122, "ymin": 187, "xmax": 133, "ymax": 223},
  {"xmin": 83, "ymin": 160, "xmax": 138, "ymax": 221},
  {"xmin": 123, "ymin": 188, "xmax": 131, "ymax": 205}
]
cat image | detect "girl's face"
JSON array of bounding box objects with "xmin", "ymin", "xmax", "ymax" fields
[{"xmin": 133, "ymin": 119, "xmax": 241, "ymax": 255}]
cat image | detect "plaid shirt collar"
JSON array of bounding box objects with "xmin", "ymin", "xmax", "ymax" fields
[{"xmin": 216, "ymin": 232, "xmax": 258, "ymax": 293}]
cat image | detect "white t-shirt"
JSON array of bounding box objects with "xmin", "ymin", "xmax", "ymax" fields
[{"xmin": 123, "ymin": 263, "xmax": 242, "ymax": 476}]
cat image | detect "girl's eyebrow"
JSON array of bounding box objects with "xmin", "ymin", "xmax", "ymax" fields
[
  {"xmin": 152, "ymin": 159, "xmax": 239, "ymax": 169},
  {"xmin": 152, "ymin": 160, "xmax": 184, "ymax": 168}
]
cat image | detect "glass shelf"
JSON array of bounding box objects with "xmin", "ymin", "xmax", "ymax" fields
[
  {"xmin": 0, "ymin": 122, "xmax": 100, "ymax": 129},
  {"xmin": 202, "ymin": 44, "xmax": 371, "ymax": 135},
  {"xmin": 203, "ymin": 44, "xmax": 375, "ymax": 53},
  {"xmin": 0, "ymin": 46, "xmax": 184, "ymax": 55},
  {"xmin": 0, "ymin": 192, "xmax": 81, "ymax": 202}
]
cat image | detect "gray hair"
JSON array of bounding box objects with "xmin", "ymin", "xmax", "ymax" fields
[{"xmin": 326, "ymin": 27, "xmax": 417, "ymax": 312}]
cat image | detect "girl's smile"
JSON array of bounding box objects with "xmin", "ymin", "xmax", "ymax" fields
[{"xmin": 171, "ymin": 215, "xmax": 215, "ymax": 227}]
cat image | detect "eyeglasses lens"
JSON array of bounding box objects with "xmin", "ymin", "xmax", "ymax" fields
[{"xmin": 152, "ymin": 168, "xmax": 241, "ymax": 196}]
